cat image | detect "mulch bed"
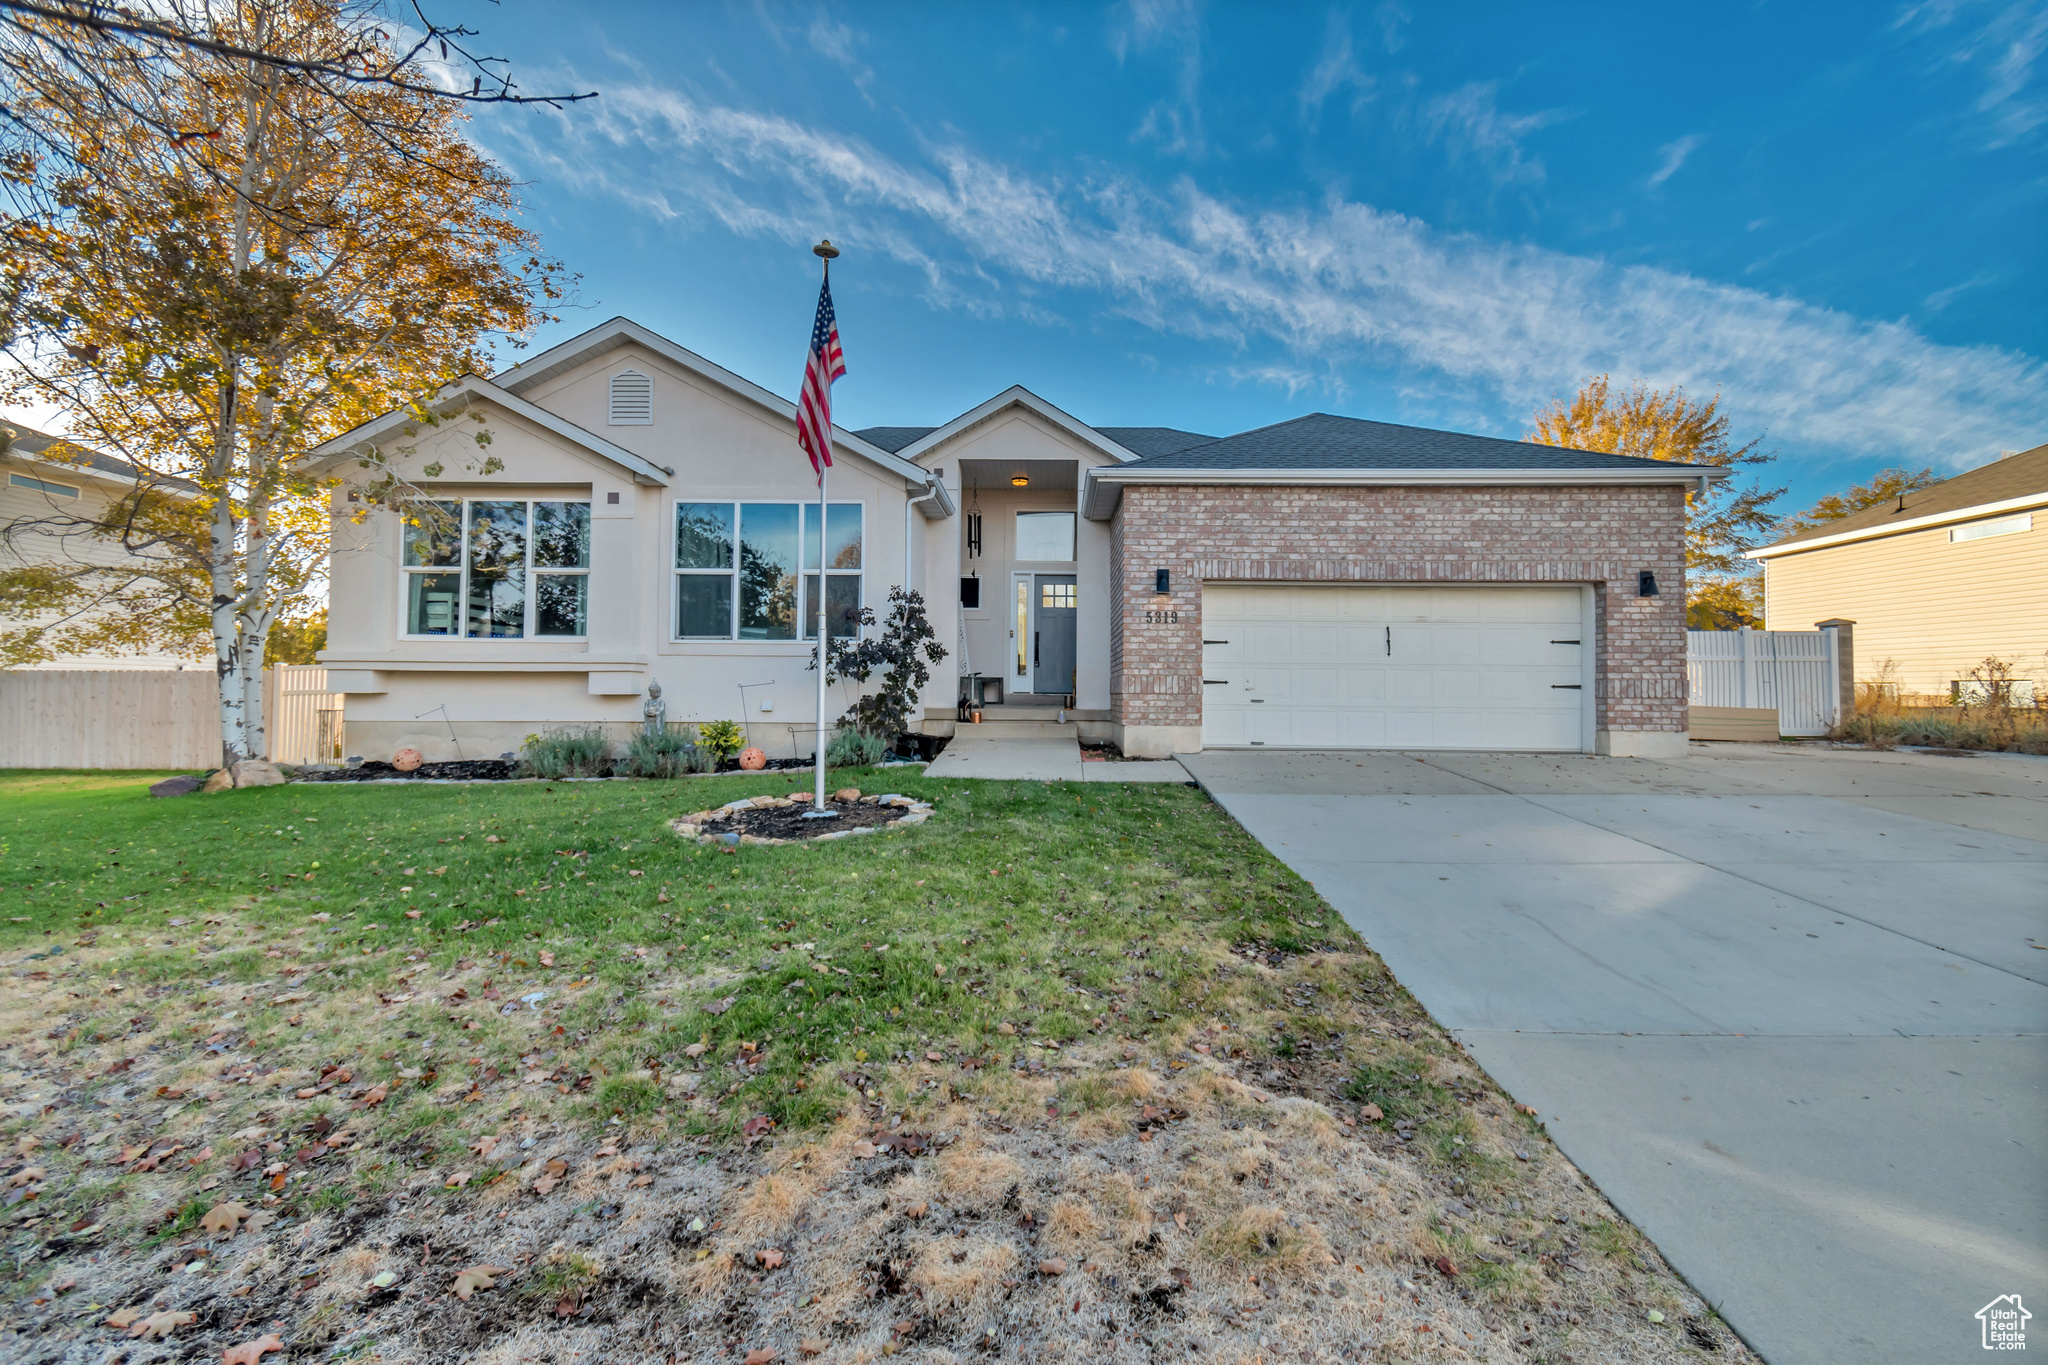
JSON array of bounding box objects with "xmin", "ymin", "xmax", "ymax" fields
[
  {"xmin": 297, "ymin": 759, "xmax": 518, "ymax": 782},
  {"xmin": 696, "ymin": 800, "xmax": 911, "ymax": 840}
]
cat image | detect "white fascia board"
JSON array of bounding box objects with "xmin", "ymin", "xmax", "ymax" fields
[
  {"xmin": 1082, "ymin": 464, "xmax": 1726, "ymax": 520},
  {"xmin": 893, "ymin": 386, "xmax": 1141, "ymax": 466},
  {"xmin": 912, "ymin": 479, "xmax": 956, "ymax": 519},
  {"xmin": 491, "ymin": 317, "xmax": 931, "ymax": 489},
  {"xmin": 1747, "ymin": 489, "xmax": 2048, "ymax": 560},
  {"xmin": 310, "ymin": 376, "xmax": 671, "ymax": 486}
]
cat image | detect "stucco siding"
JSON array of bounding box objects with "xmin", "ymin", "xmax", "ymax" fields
[{"xmin": 1762, "ymin": 515, "xmax": 2048, "ymax": 695}]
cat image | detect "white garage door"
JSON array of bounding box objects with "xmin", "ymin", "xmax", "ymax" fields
[{"xmin": 1200, "ymin": 585, "xmax": 1588, "ymax": 751}]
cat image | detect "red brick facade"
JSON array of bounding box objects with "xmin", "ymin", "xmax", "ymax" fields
[{"xmin": 1109, "ymin": 483, "xmax": 1689, "ymax": 735}]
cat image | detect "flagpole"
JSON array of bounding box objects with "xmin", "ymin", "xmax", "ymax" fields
[{"xmin": 811, "ymin": 241, "xmax": 837, "ymax": 813}]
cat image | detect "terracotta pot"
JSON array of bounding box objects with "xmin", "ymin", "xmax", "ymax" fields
[
  {"xmin": 392, "ymin": 748, "xmax": 424, "ymax": 772},
  {"xmin": 738, "ymin": 747, "xmax": 767, "ymax": 770}
]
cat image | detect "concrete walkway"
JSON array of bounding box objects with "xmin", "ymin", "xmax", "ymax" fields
[
  {"xmin": 924, "ymin": 729, "xmax": 1192, "ymax": 782},
  {"xmin": 1181, "ymin": 743, "xmax": 2048, "ymax": 1365}
]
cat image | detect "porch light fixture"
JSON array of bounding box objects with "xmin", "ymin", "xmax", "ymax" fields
[
  {"xmin": 1010, "ymin": 474, "xmax": 1029, "ymax": 487},
  {"xmin": 1638, "ymin": 570, "xmax": 1659, "ymax": 597}
]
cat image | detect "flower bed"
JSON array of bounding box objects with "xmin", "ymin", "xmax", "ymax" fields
[
  {"xmin": 294, "ymin": 759, "xmax": 518, "ymax": 782},
  {"xmin": 671, "ymin": 791, "xmax": 933, "ymax": 845}
]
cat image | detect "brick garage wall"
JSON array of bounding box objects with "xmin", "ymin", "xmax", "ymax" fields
[{"xmin": 1110, "ymin": 484, "xmax": 1689, "ymax": 734}]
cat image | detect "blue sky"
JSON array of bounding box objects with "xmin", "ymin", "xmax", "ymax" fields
[{"xmin": 25, "ymin": 2, "xmax": 2048, "ymax": 515}]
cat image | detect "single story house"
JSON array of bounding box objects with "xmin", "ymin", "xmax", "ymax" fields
[
  {"xmin": 1749, "ymin": 442, "xmax": 2047, "ymax": 703},
  {"xmin": 312, "ymin": 318, "xmax": 1719, "ymax": 761}
]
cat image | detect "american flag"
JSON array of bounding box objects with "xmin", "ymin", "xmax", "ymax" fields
[{"xmin": 796, "ymin": 275, "xmax": 846, "ymax": 481}]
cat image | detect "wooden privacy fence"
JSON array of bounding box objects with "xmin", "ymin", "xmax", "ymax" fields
[
  {"xmin": 264, "ymin": 664, "xmax": 344, "ymax": 765},
  {"xmin": 1686, "ymin": 628, "xmax": 1842, "ymax": 737},
  {"xmin": 0, "ymin": 669, "xmax": 216, "ymax": 768}
]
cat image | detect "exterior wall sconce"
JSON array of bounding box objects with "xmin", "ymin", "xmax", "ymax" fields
[
  {"xmin": 1638, "ymin": 570, "xmax": 1659, "ymax": 597},
  {"xmin": 1155, "ymin": 569, "xmax": 1171, "ymax": 594},
  {"xmin": 1010, "ymin": 474, "xmax": 1029, "ymax": 487}
]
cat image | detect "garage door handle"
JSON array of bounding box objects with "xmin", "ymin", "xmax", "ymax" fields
[
  {"xmin": 1202, "ymin": 679, "xmax": 1229, "ymax": 685},
  {"xmin": 1551, "ymin": 684, "xmax": 1582, "ymax": 689},
  {"xmin": 1203, "ymin": 639, "xmax": 1228, "ymax": 645},
  {"xmin": 1551, "ymin": 639, "xmax": 1581, "ymax": 645}
]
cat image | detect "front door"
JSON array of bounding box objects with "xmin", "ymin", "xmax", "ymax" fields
[{"xmin": 1032, "ymin": 575, "xmax": 1077, "ymax": 696}]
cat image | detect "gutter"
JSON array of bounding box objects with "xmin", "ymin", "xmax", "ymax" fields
[
  {"xmin": 1081, "ymin": 463, "xmax": 1726, "ymax": 520},
  {"xmin": 1747, "ymin": 489, "xmax": 2048, "ymax": 560}
]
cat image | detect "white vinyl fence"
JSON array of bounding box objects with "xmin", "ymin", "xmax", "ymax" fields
[
  {"xmin": 265, "ymin": 664, "xmax": 344, "ymax": 765},
  {"xmin": 1686, "ymin": 628, "xmax": 1842, "ymax": 736}
]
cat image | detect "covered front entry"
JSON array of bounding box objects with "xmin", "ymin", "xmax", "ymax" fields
[{"xmin": 1199, "ymin": 584, "xmax": 1589, "ymax": 750}]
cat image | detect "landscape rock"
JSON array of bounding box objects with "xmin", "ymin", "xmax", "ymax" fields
[
  {"xmin": 832, "ymin": 787, "xmax": 861, "ymax": 803},
  {"xmin": 148, "ymin": 775, "xmax": 202, "ymax": 798},
  {"xmin": 230, "ymin": 760, "xmax": 285, "ymax": 788},
  {"xmin": 201, "ymin": 769, "xmax": 234, "ymax": 794}
]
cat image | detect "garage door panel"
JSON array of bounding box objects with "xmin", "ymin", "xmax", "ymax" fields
[{"xmin": 1200, "ymin": 584, "xmax": 1586, "ymax": 752}]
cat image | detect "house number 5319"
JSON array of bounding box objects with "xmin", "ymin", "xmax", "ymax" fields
[{"xmin": 1143, "ymin": 609, "xmax": 1179, "ymax": 624}]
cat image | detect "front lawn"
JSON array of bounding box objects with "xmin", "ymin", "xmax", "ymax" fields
[{"xmin": 0, "ymin": 768, "xmax": 1748, "ymax": 1364}]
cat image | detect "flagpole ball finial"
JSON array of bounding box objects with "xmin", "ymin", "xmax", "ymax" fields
[{"xmin": 813, "ymin": 239, "xmax": 840, "ymax": 259}]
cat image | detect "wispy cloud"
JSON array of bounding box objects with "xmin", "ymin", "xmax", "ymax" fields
[
  {"xmin": 1897, "ymin": 0, "xmax": 2048, "ymax": 146},
  {"xmin": 1646, "ymin": 133, "xmax": 1706, "ymax": 188},
  {"xmin": 1298, "ymin": 12, "xmax": 1375, "ymax": 127},
  {"xmin": 506, "ymin": 85, "xmax": 2047, "ymax": 467},
  {"xmin": 1113, "ymin": 0, "xmax": 1207, "ymax": 156},
  {"xmin": 1419, "ymin": 82, "xmax": 1571, "ymax": 186},
  {"xmin": 805, "ymin": 14, "xmax": 878, "ymax": 105}
]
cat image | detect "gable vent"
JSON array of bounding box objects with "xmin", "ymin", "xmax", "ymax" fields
[{"xmin": 609, "ymin": 369, "xmax": 652, "ymax": 425}]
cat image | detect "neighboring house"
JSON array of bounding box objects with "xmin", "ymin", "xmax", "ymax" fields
[
  {"xmin": 1749, "ymin": 443, "xmax": 2048, "ymax": 702},
  {"xmin": 311, "ymin": 317, "xmax": 1718, "ymax": 761},
  {"xmin": 0, "ymin": 424, "xmax": 201, "ymax": 670}
]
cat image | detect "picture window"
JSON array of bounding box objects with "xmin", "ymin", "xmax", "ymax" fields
[
  {"xmin": 674, "ymin": 501, "xmax": 862, "ymax": 641},
  {"xmin": 401, "ymin": 499, "xmax": 589, "ymax": 639}
]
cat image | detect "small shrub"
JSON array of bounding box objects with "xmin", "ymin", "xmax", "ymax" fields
[
  {"xmin": 519, "ymin": 725, "xmax": 612, "ymax": 779},
  {"xmin": 826, "ymin": 725, "xmax": 887, "ymax": 768},
  {"xmin": 617, "ymin": 725, "xmax": 702, "ymax": 778},
  {"xmin": 697, "ymin": 719, "xmax": 745, "ymax": 765}
]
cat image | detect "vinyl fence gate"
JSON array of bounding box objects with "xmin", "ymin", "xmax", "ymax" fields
[
  {"xmin": 1686, "ymin": 628, "xmax": 1842, "ymax": 737},
  {"xmin": 266, "ymin": 664, "xmax": 345, "ymax": 765}
]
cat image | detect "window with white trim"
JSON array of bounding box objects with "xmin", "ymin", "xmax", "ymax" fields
[
  {"xmin": 401, "ymin": 499, "xmax": 590, "ymax": 639},
  {"xmin": 674, "ymin": 501, "xmax": 862, "ymax": 641},
  {"xmin": 8, "ymin": 472, "xmax": 80, "ymax": 498},
  {"xmin": 1950, "ymin": 512, "xmax": 2032, "ymax": 542},
  {"xmin": 608, "ymin": 369, "xmax": 652, "ymax": 425}
]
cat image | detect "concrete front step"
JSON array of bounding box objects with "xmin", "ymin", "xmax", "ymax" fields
[
  {"xmin": 929, "ymin": 705, "xmax": 1108, "ymax": 723},
  {"xmin": 957, "ymin": 719, "xmax": 1085, "ymax": 739}
]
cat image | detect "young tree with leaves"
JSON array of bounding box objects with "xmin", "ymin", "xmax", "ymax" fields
[
  {"xmin": 815, "ymin": 588, "xmax": 948, "ymax": 742},
  {"xmin": 1780, "ymin": 467, "xmax": 1941, "ymax": 535},
  {"xmin": 0, "ymin": 0, "xmax": 574, "ymax": 765},
  {"xmin": 1527, "ymin": 374, "xmax": 1783, "ymax": 623}
]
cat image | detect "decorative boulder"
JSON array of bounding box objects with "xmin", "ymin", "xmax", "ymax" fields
[
  {"xmin": 832, "ymin": 787, "xmax": 861, "ymax": 804},
  {"xmin": 231, "ymin": 759, "xmax": 285, "ymax": 788},
  {"xmin": 738, "ymin": 748, "xmax": 767, "ymax": 770},
  {"xmin": 149, "ymin": 775, "xmax": 203, "ymax": 798},
  {"xmin": 201, "ymin": 769, "xmax": 234, "ymax": 794},
  {"xmin": 392, "ymin": 748, "xmax": 424, "ymax": 772}
]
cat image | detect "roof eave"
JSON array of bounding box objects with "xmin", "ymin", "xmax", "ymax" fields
[
  {"xmin": 1081, "ymin": 464, "xmax": 1726, "ymax": 520},
  {"xmin": 895, "ymin": 386, "xmax": 1142, "ymax": 466},
  {"xmin": 1748, "ymin": 489, "xmax": 2048, "ymax": 560}
]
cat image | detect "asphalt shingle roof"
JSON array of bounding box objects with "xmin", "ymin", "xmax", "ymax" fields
[
  {"xmin": 3, "ymin": 424, "xmax": 204, "ymax": 495},
  {"xmin": 1765, "ymin": 442, "xmax": 2048, "ymax": 548},
  {"xmin": 852, "ymin": 426, "xmax": 935, "ymax": 454},
  {"xmin": 1093, "ymin": 427, "xmax": 1218, "ymax": 458},
  {"xmin": 1113, "ymin": 412, "xmax": 1686, "ymax": 472}
]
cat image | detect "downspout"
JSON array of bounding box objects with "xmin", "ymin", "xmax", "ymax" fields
[{"xmin": 904, "ymin": 475, "xmax": 945, "ymax": 604}]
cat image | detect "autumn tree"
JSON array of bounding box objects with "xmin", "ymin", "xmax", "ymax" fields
[
  {"xmin": 1780, "ymin": 467, "xmax": 1941, "ymax": 535},
  {"xmin": 1527, "ymin": 374, "xmax": 1782, "ymax": 624},
  {"xmin": 0, "ymin": 0, "xmax": 573, "ymax": 764}
]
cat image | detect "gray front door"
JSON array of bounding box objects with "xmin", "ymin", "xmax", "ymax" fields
[{"xmin": 1033, "ymin": 575, "xmax": 1077, "ymax": 696}]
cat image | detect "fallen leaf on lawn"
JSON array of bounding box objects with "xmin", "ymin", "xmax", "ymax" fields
[
  {"xmin": 129, "ymin": 1310, "xmax": 197, "ymax": 1340},
  {"xmin": 404, "ymin": 909, "xmax": 422, "ymax": 919},
  {"xmin": 799, "ymin": 1341, "xmax": 828, "ymax": 1358},
  {"xmin": 1170, "ymin": 1266, "xmax": 1192, "ymax": 1288},
  {"xmin": 744, "ymin": 1350, "xmax": 776, "ymax": 1365},
  {"xmin": 925, "ymin": 1051, "xmax": 943, "ymax": 1062},
  {"xmin": 48, "ymin": 1274, "xmax": 75, "ymax": 1293},
  {"xmin": 539, "ymin": 951, "xmax": 555, "ymax": 967},
  {"xmin": 756, "ymin": 1247, "xmax": 785, "ymax": 1269},
  {"xmin": 996, "ymin": 1021, "xmax": 1016, "ymax": 1035},
  {"xmin": 105, "ymin": 1306, "xmax": 143, "ymax": 1328},
  {"xmin": 15, "ymin": 1135, "xmax": 37, "ymax": 1155},
  {"xmin": 370, "ymin": 1271, "xmax": 399, "ymax": 1289},
  {"xmin": 1434, "ymin": 1256, "xmax": 1458, "ymax": 1278},
  {"xmin": 1515, "ymin": 1103, "xmax": 1538, "ymax": 1116},
  {"xmin": 352, "ymin": 1082, "xmax": 389, "ymax": 1109},
  {"xmin": 444, "ymin": 1171, "xmax": 470, "ymax": 1189},
  {"xmin": 1039, "ymin": 1258, "xmax": 1066, "ymax": 1276},
  {"xmin": 532, "ymin": 1174, "xmax": 559, "ymax": 1195},
  {"xmin": 241, "ymin": 1209, "xmax": 277, "ymax": 1236},
  {"xmin": 741, "ymin": 1114, "xmax": 774, "ymax": 1139},
  {"xmin": 905, "ymin": 1201, "xmax": 929, "ymax": 1219},
  {"xmin": 545, "ymin": 1157, "xmax": 569, "ymax": 1177},
  {"xmin": 852, "ymin": 1140, "xmax": 877, "ymax": 1159},
  {"xmin": 1360, "ymin": 1103, "xmax": 1384, "ymax": 1122},
  {"xmin": 631, "ymin": 1174, "xmax": 653, "ymax": 1187},
  {"xmin": 683, "ymin": 1042, "xmax": 707, "ymax": 1059},
  {"xmin": 9, "ymin": 1166, "xmax": 44, "ymax": 1187},
  {"xmin": 270, "ymin": 992, "xmax": 306, "ymax": 1005},
  {"xmin": 222, "ymin": 1332, "xmax": 286, "ymax": 1364},
  {"xmin": 199, "ymin": 1201, "xmax": 250, "ymax": 1235},
  {"xmin": 471, "ymin": 1135, "xmax": 500, "ymax": 1159},
  {"xmin": 452, "ymin": 1264, "xmax": 508, "ymax": 1300},
  {"xmin": 1174, "ymin": 1211, "xmax": 1188, "ymax": 1231}
]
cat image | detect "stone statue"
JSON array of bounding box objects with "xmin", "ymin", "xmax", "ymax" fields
[{"xmin": 642, "ymin": 681, "xmax": 667, "ymax": 739}]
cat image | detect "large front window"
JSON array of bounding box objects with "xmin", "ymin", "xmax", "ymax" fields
[
  {"xmin": 402, "ymin": 499, "xmax": 589, "ymax": 638},
  {"xmin": 674, "ymin": 501, "xmax": 862, "ymax": 641}
]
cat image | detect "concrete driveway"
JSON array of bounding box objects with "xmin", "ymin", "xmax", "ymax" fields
[{"xmin": 1180, "ymin": 743, "xmax": 2048, "ymax": 1365}]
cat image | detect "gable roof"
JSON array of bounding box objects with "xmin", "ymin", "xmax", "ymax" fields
[
  {"xmin": 888, "ymin": 386, "xmax": 1145, "ymax": 466},
  {"xmin": 490, "ymin": 317, "xmax": 932, "ymax": 488},
  {"xmin": 1752, "ymin": 442, "xmax": 2048, "ymax": 559},
  {"xmin": 1096, "ymin": 427, "xmax": 1218, "ymax": 459},
  {"xmin": 309, "ymin": 374, "xmax": 674, "ymax": 486}
]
